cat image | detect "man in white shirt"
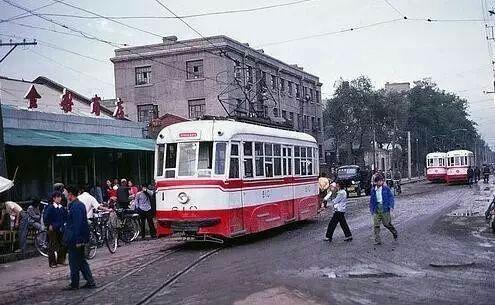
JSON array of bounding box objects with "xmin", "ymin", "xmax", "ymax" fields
[
  {"xmin": 324, "ymin": 182, "xmax": 353, "ymax": 242},
  {"xmin": 78, "ymin": 185, "xmax": 110, "ymax": 219}
]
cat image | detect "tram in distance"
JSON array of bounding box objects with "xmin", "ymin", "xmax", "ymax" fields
[
  {"xmin": 426, "ymin": 152, "xmax": 447, "ymax": 182},
  {"xmin": 153, "ymin": 119, "xmax": 320, "ymax": 242},
  {"xmin": 445, "ymin": 149, "xmax": 474, "ymax": 184}
]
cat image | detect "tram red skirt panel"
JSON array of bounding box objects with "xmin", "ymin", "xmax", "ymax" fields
[{"xmin": 155, "ymin": 195, "xmax": 319, "ymax": 238}]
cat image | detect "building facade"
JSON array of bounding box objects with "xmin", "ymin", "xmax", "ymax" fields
[
  {"xmin": 111, "ymin": 35, "xmax": 323, "ymax": 150},
  {"xmin": 0, "ymin": 76, "xmax": 153, "ymax": 201}
]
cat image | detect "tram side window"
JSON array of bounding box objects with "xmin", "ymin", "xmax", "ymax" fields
[
  {"xmin": 243, "ymin": 142, "xmax": 253, "ymax": 178},
  {"xmin": 282, "ymin": 147, "xmax": 287, "ymax": 176},
  {"xmin": 164, "ymin": 143, "xmax": 177, "ymax": 178},
  {"xmin": 255, "ymin": 142, "xmax": 265, "ymax": 177},
  {"xmin": 273, "ymin": 144, "xmax": 282, "ymax": 176},
  {"xmin": 264, "ymin": 143, "xmax": 273, "ymax": 177},
  {"xmin": 294, "ymin": 146, "xmax": 301, "ymax": 175},
  {"xmin": 156, "ymin": 144, "xmax": 165, "ymax": 176},
  {"xmin": 229, "ymin": 143, "xmax": 240, "ymax": 179},
  {"xmin": 215, "ymin": 143, "xmax": 227, "ymax": 175},
  {"xmin": 427, "ymin": 159, "xmax": 433, "ymax": 167},
  {"xmin": 288, "ymin": 147, "xmax": 292, "ymax": 175},
  {"xmin": 307, "ymin": 147, "xmax": 313, "ymax": 175},
  {"xmin": 198, "ymin": 142, "xmax": 213, "ymax": 177},
  {"xmin": 301, "ymin": 146, "xmax": 307, "ymax": 175}
]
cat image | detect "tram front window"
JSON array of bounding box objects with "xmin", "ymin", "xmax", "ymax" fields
[
  {"xmin": 198, "ymin": 142, "xmax": 213, "ymax": 177},
  {"xmin": 178, "ymin": 142, "xmax": 198, "ymax": 177}
]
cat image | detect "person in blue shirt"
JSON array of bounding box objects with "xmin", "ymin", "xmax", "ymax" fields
[
  {"xmin": 63, "ymin": 186, "xmax": 96, "ymax": 290},
  {"xmin": 369, "ymin": 175, "xmax": 398, "ymax": 245},
  {"xmin": 43, "ymin": 191, "xmax": 67, "ymax": 268}
]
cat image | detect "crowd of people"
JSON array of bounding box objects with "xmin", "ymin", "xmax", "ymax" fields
[
  {"xmin": 0, "ymin": 178, "xmax": 158, "ymax": 290},
  {"xmin": 319, "ymin": 172, "xmax": 398, "ymax": 246}
]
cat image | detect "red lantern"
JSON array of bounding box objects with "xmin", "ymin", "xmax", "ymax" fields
[{"xmin": 24, "ymin": 85, "xmax": 41, "ymax": 109}]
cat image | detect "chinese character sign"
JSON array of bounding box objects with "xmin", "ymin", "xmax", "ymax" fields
[
  {"xmin": 90, "ymin": 94, "xmax": 101, "ymax": 116},
  {"xmin": 24, "ymin": 85, "xmax": 41, "ymax": 109},
  {"xmin": 113, "ymin": 98, "xmax": 125, "ymax": 119},
  {"xmin": 60, "ymin": 88, "xmax": 73, "ymax": 113}
]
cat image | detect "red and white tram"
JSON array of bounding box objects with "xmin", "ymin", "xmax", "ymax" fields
[
  {"xmin": 154, "ymin": 120, "xmax": 319, "ymax": 241},
  {"xmin": 426, "ymin": 152, "xmax": 447, "ymax": 182},
  {"xmin": 445, "ymin": 150, "xmax": 474, "ymax": 184}
]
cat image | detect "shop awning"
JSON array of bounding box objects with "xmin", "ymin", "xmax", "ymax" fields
[{"xmin": 4, "ymin": 128, "xmax": 155, "ymax": 151}]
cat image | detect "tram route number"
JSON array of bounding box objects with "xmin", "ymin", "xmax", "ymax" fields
[
  {"xmin": 172, "ymin": 205, "xmax": 198, "ymax": 211},
  {"xmin": 261, "ymin": 189, "xmax": 271, "ymax": 199}
]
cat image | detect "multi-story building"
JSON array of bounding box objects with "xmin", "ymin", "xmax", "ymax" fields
[{"xmin": 111, "ymin": 35, "xmax": 323, "ymax": 150}]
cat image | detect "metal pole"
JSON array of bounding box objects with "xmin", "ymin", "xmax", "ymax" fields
[
  {"xmin": 416, "ymin": 138, "xmax": 419, "ymax": 176},
  {"xmin": 407, "ymin": 131, "xmax": 412, "ymax": 179}
]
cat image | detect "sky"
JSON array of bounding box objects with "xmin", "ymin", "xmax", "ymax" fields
[{"xmin": 1, "ymin": 0, "xmax": 494, "ymax": 146}]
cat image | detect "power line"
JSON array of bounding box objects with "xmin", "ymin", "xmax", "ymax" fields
[
  {"xmin": 26, "ymin": 48, "xmax": 114, "ymax": 87},
  {"xmin": 2, "ymin": 0, "xmax": 127, "ymax": 46},
  {"xmin": 15, "ymin": 0, "xmax": 317, "ymax": 20},
  {"xmin": 382, "ymin": 0, "xmax": 407, "ymax": 19},
  {"xmin": 259, "ymin": 18, "xmax": 404, "ymax": 47},
  {"xmin": 0, "ymin": 1, "xmax": 58, "ymax": 24},
  {"xmin": 1, "ymin": 0, "xmax": 231, "ymax": 88},
  {"xmin": 0, "ymin": 33, "xmax": 107, "ymax": 63}
]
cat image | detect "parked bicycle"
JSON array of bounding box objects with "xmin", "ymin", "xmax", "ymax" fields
[
  {"xmin": 115, "ymin": 208, "xmax": 140, "ymax": 244},
  {"xmin": 86, "ymin": 210, "xmax": 117, "ymax": 259}
]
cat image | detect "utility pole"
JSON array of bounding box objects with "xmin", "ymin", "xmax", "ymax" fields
[
  {"xmin": 407, "ymin": 131, "xmax": 412, "ymax": 179},
  {"xmin": 0, "ymin": 39, "xmax": 36, "ymax": 178},
  {"xmin": 416, "ymin": 138, "xmax": 419, "ymax": 176}
]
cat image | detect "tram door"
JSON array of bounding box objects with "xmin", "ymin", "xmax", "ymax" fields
[
  {"xmin": 229, "ymin": 141, "xmax": 244, "ymax": 233},
  {"xmin": 282, "ymin": 145, "xmax": 295, "ymax": 220}
]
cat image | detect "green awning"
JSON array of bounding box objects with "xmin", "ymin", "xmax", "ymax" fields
[{"xmin": 4, "ymin": 128, "xmax": 155, "ymax": 151}]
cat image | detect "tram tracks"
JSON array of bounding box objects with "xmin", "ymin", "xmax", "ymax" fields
[{"xmin": 67, "ymin": 245, "xmax": 223, "ymax": 305}]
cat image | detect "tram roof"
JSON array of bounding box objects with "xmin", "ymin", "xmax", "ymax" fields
[
  {"xmin": 446, "ymin": 149, "xmax": 473, "ymax": 156},
  {"xmin": 157, "ymin": 120, "xmax": 317, "ymax": 144},
  {"xmin": 426, "ymin": 152, "xmax": 446, "ymax": 158}
]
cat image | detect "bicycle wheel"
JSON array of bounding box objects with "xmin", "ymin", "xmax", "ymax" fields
[
  {"xmin": 105, "ymin": 226, "xmax": 117, "ymax": 253},
  {"xmin": 85, "ymin": 230, "xmax": 97, "ymax": 259},
  {"xmin": 34, "ymin": 231, "xmax": 48, "ymax": 257},
  {"xmin": 131, "ymin": 218, "xmax": 140, "ymax": 242},
  {"xmin": 120, "ymin": 218, "xmax": 135, "ymax": 243}
]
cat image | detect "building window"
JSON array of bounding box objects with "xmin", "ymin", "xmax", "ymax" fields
[
  {"xmin": 297, "ymin": 114, "xmax": 302, "ymax": 129},
  {"xmin": 186, "ymin": 60, "xmax": 204, "ymax": 79},
  {"xmin": 271, "ymin": 75, "xmax": 277, "ymax": 90},
  {"xmin": 316, "ymin": 90, "xmax": 320, "ymax": 103},
  {"xmin": 261, "ymin": 71, "xmax": 267, "ymax": 83},
  {"xmin": 188, "ymin": 99, "xmax": 205, "ymax": 118},
  {"xmin": 310, "ymin": 88, "xmax": 314, "ymax": 102},
  {"xmin": 296, "ymin": 84, "xmax": 300, "ymax": 99},
  {"xmin": 247, "ymin": 65, "xmax": 253, "ymax": 84},
  {"xmin": 234, "ymin": 61, "xmax": 242, "ymax": 79},
  {"xmin": 280, "ymin": 79, "xmax": 285, "ymax": 92},
  {"xmin": 282, "ymin": 110, "xmax": 287, "ymax": 119},
  {"xmin": 273, "ymin": 108, "xmax": 279, "ymax": 117},
  {"xmin": 135, "ymin": 66, "xmax": 151, "ymax": 85},
  {"xmin": 137, "ymin": 104, "xmax": 158, "ymax": 123},
  {"xmin": 317, "ymin": 117, "xmax": 321, "ymax": 131},
  {"xmin": 289, "ymin": 112, "xmax": 294, "ymax": 122},
  {"xmin": 288, "ymin": 82, "xmax": 293, "ymax": 97},
  {"xmin": 311, "ymin": 117, "xmax": 315, "ymax": 130}
]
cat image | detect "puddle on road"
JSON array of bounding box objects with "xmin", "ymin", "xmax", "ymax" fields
[{"xmin": 281, "ymin": 263, "xmax": 424, "ymax": 280}]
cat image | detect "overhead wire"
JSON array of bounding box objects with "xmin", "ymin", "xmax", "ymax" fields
[
  {"xmin": 17, "ymin": 0, "xmax": 317, "ymax": 20},
  {"xmin": 26, "ymin": 48, "xmax": 115, "ymax": 87},
  {"xmin": 0, "ymin": 0, "xmax": 59, "ymax": 23},
  {"xmin": 0, "ymin": 33, "xmax": 107, "ymax": 63},
  {"xmin": 382, "ymin": 0, "xmax": 407, "ymax": 19},
  {"xmin": 1, "ymin": 0, "xmax": 232, "ymax": 88}
]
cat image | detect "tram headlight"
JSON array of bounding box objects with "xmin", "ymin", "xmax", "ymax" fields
[{"xmin": 177, "ymin": 192, "xmax": 190, "ymax": 204}]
